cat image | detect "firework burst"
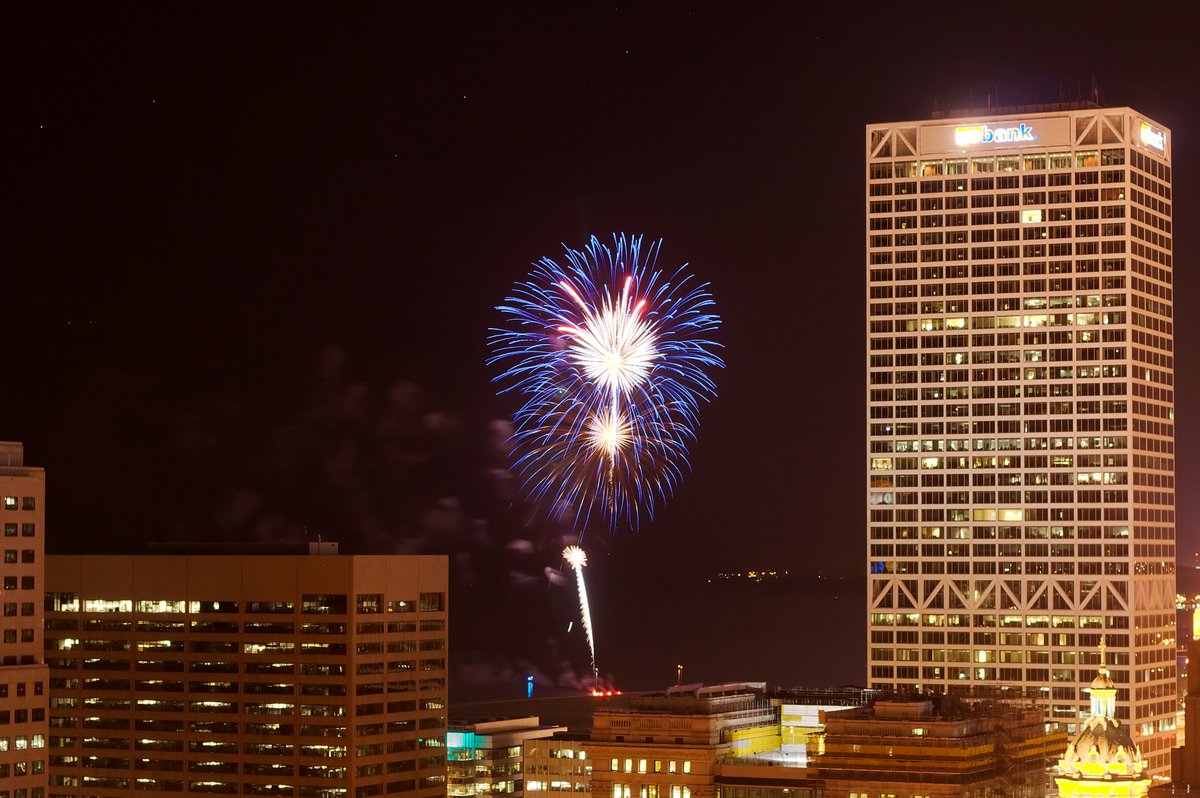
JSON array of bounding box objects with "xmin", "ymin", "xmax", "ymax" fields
[{"xmin": 489, "ymin": 234, "xmax": 722, "ymax": 531}]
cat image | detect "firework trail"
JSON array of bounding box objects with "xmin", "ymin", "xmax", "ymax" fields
[
  {"xmin": 489, "ymin": 233, "xmax": 723, "ymax": 531},
  {"xmin": 562, "ymin": 545, "xmax": 597, "ymax": 682}
]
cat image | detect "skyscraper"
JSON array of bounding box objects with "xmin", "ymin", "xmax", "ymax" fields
[
  {"xmin": 864, "ymin": 105, "xmax": 1175, "ymax": 774},
  {"xmin": 1, "ymin": 441, "xmax": 49, "ymax": 798}
]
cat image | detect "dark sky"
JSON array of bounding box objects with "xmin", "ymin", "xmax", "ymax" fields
[{"xmin": 5, "ymin": 3, "xmax": 1200, "ymax": 693}]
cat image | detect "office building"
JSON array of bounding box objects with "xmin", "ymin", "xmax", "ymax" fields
[
  {"xmin": 864, "ymin": 105, "xmax": 1176, "ymax": 773},
  {"xmin": 564, "ymin": 682, "xmax": 1058, "ymax": 798},
  {"xmin": 522, "ymin": 734, "xmax": 591, "ymax": 796},
  {"xmin": 446, "ymin": 716, "xmax": 567, "ymax": 797},
  {"xmin": 816, "ymin": 696, "xmax": 1064, "ymax": 798},
  {"xmin": 1, "ymin": 442, "xmax": 49, "ymax": 798},
  {"xmin": 42, "ymin": 553, "xmax": 448, "ymax": 798},
  {"xmin": 587, "ymin": 683, "xmax": 782, "ymax": 798},
  {"xmin": 1155, "ymin": 640, "xmax": 1200, "ymax": 794}
]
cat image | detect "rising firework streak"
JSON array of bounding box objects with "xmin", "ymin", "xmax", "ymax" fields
[{"xmin": 562, "ymin": 545, "xmax": 597, "ymax": 683}]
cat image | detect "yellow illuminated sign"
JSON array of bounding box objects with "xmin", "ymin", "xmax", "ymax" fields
[{"xmin": 1140, "ymin": 122, "xmax": 1165, "ymax": 151}]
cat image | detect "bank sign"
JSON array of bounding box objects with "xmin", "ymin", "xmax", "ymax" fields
[
  {"xmin": 1139, "ymin": 122, "xmax": 1166, "ymax": 151},
  {"xmin": 954, "ymin": 123, "xmax": 1037, "ymax": 147}
]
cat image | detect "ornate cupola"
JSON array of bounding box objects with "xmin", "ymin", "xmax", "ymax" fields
[{"xmin": 1055, "ymin": 640, "xmax": 1150, "ymax": 797}]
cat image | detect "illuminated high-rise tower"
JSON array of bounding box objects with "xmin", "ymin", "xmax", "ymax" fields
[
  {"xmin": 1, "ymin": 441, "xmax": 49, "ymax": 798},
  {"xmin": 864, "ymin": 106, "xmax": 1176, "ymax": 775}
]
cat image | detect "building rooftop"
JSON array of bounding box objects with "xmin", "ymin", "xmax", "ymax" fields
[
  {"xmin": 932, "ymin": 99, "xmax": 1102, "ymax": 120},
  {"xmin": 143, "ymin": 540, "xmax": 340, "ymax": 555},
  {"xmin": 0, "ymin": 441, "xmax": 41, "ymax": 475}
]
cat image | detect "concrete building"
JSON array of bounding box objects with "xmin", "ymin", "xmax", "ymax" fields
[
  {"xmin": 522, "ymin": 735, "xmax": 591, "ymax": 796},
  {"xmin": 864, "ymin": 104, "xmax": 1177, "ymax": 773},
  {"xmin": 1, "ymin": 441, "xmax": 49, "ymax": 798},
  {"xmin": 546, "ymin": 682, "xmax": 1061, "ymax": 798},
  {"xmin": 816, "ymin": 696, "xmax": 1064, "ymax": 798},
  {"xmin": 446, "ymin": 716, "xmax": 567, "ymax": 797},
  {"xmin": 587, "ymin": 684, "xmax": 783, "ymax": 798},
  {"xmin": 1153, "ymin": 640, "xmax": 1200, "ymax": 794},
  {"xmin": 42, "ymin": 553, "xmax": 448, "ymax": 798}
]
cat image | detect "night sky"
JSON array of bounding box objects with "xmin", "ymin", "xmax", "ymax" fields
[{"xmin": 6, "ymin": 3, "xmax": 1200, "ymax": 694}]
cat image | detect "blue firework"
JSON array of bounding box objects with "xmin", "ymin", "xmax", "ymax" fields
[{"xmin": 489, "ymin": 233, "xmax": 723, "ymax": 530}]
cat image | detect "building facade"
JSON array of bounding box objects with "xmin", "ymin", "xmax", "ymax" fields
[
  {"xmin": 1, "ymin": 442, "xmax": 49, "ymax": 798},
  {"xmin": 42, "ymin": 554, "xmax": 448, "ymax": 798},
  {"xmin": 522, "ymin": 735, "xmax": 591, "ymax": 797},
  {"xmin": 817, "ymin": 697, "xmax": 1064, "ymax": 798},
  {"xmin": 588, "ymin": 685, "xmax": 780, "ymax": 798},
  {"xmin": 446, "ymin": 717, "xmax": 567, "ymax": 797},
  {"xmin": 864, "ymin": 106, "xmax": 1176, "ymax": 773}
]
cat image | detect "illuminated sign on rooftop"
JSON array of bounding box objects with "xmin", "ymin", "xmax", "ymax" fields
[
  {"xmin": 1140, "ymin": 122, "xmax": 1165, "ymax": 151},
  {"xmin": 954, "ymin": 123, "xmax": 1037, "ymax": 147}
]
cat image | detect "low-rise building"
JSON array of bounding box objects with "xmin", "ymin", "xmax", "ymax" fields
[
  {"xmin": 815, "ymin": 696, "xmax": 1064, "ymax": 798},
  {"xmin": 522, "ymin": 735, "xmax": 591, "ymax": 795},
  {"xmin": 588, "ymin": 684, "xmax": 780, "ymax": 798},
  {"xmin": 447, "ymin": 717, "xmax": 567, "ymax": 797}
]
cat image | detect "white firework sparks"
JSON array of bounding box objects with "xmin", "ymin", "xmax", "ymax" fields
[
  {"xmin": 587, "ymin": 405, "xmax": 630, "ymax": 457},
  {"xmin": 558, "ymin": 276, "xmax": 657, "ymax": 397},
  {"xmin": 562, "ymin": 545, "xmax": 597, "ymax": 681}
]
